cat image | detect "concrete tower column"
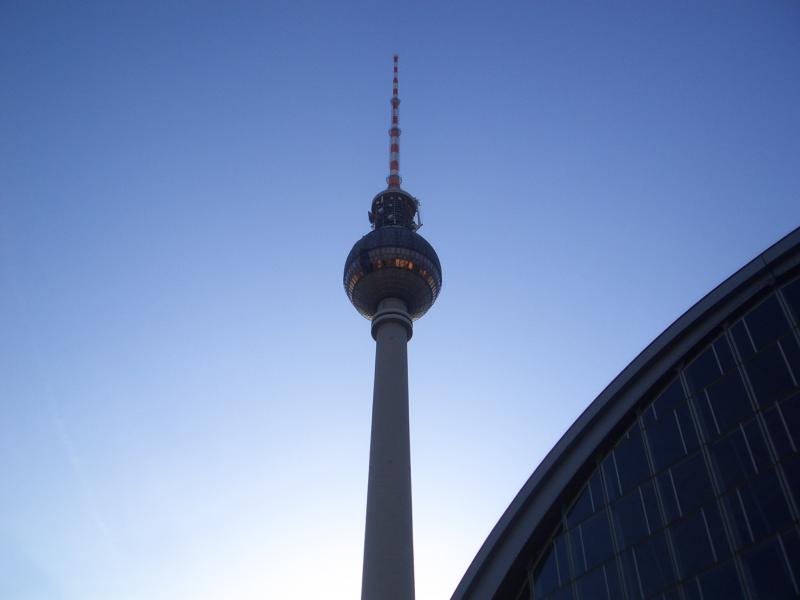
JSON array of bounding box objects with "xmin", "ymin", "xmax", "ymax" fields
[{"xmin": 361, "ymin": 297, "xmax": 415, "ymax": 600}]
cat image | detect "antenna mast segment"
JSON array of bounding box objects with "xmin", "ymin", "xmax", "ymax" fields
[{"xmin": 387, "ymin": 54, "xmax": 402, "ymax": 189}]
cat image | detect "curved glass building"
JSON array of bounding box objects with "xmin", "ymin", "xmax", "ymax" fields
[{"xmin": 453, "ymin": 227, "xmax": 800, "ymax": 600}]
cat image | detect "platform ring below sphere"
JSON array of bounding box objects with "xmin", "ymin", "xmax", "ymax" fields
[{"xmin": 344, "ymin": 227, "xmax": 442, "ymax": 320}]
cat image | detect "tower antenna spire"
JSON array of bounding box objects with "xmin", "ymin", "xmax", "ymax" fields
[{"xmin": 387, "ymin": 54, "xmax": 402, "ymax": 189}]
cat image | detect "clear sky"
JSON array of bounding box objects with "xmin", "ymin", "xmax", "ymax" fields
[{"xmin": 1, "ymin": 1, "xmax": 799, "ymax": 599}]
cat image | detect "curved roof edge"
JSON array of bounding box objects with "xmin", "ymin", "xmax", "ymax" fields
[{"xmin": 451, "ymin": 226, "xmax": 800, "ymax": 600}]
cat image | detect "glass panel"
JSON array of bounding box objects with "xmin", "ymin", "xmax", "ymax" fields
[
  {"xmin": 544, "ymin": 586, "xmax": 573, "ymax": 600},
  {"xmin": 697, "ymin": 560, "xmax": 746, "ymax": 599},
  {"xmin": 657, "ymin": 470, "xmax": 680, "ymax": 524},
  {"xmin": 704, "ymin": 498, "xmax": 731, "ymax": 561},
  {"xmin": 782, "ymin": 332, "xmax": 800, "ymax": 376},
  {"xmin": 611, "ymin": 486, "xmax": 650, "ymax": 550},
  {"xmin": 554, "ymin": 533, "xmax": 571, "ymax": 588},
  {"xmin": 670, "ymin": 507, "xmax": 716, "ymax": 578},
  {"xmin": 763, "ymin": 404, "xmax": 795, "ymax": 460},
  {"xmin": 588, "ymin": 471, "xmax": 605, "ymax": 511},
  {"xmin": 640, "ymin": 479, "xmax": 662, "ymax": 532},
  {"xmin": 743, "ymin": 295, "xmax": 791, "ymax": 351},
  {"xmin": 731, "ymin": 320, "xmax": 756, "ymax": 360},
  {"xmin": 724, "ymin": 468, "xmax": 793, "ymax": 547},
  {"xmin": 661, "ymin": 588, "xmax": 681, "ymax": 600},
  {"xmin": 566, "ymin": 484, "xmax": 594, "ymax": 528},
  {"xmin": 619, "ymin": 547, "xmax": 641, "ymax": 599},
  {"xmin": 614, "ymin": 426, "xmax": 650, "ymax": 494},
  {"xmin": 685, "ymin": 345, "xmax": 722, "ymax": 395},
  {"xmin": 580, "ymin": 510, "xmax": 614, "ymax": 571},
  {"xmin": 683, "ymin": 580, "xmax": 702, "ymax": 600},
  {"xmin": 741, "ymin": 536, "xmax": 797, "ymax": 599},
  {"xmin": 781, "ymin": 529, "xmax": 800, "ymax": 592},
  {"xmin": 601, "ymin": 453, "xmax": 621, "ymax": 502},
  {"xmin": 702, "ymin": 370, "xmax": 753, "ymax": 436},
  {"xmin": 575, "ymin": 565, "xmax": 606, "ymax": 600},
  {"xmin": 533, "ymin": 544, "xmax": 560, "ymax": 598},
  {"xmin": 670, "ymin": 451, "xmax": 714, "ymax": 517},
  {"xmin": 646, "ymin": 410, "xmax": 688, "ymax": 473},
  {"xmin": 778, "ymin": 393, "xmax": 800, "ymax": 450},
  {"xmin": 646, "ymin": 403, "xmax": 698, "ymax": 472},
  {"xmin": 714, "ymin": 335, "xmax": 736, "ymax": 373},
  {"xmin": 708, "ymin": 420, "xmax": 771, "ymax": 492},
  {"xmin": 782, "ymin": 455, "xmax": 800, "ymax": 510},
  {"xmin": 632, "ymin": 531, "xmax": 675, "ymax": 598},
  {"xmin": 643, "ymin": 379, "xmax": 685, "ymax": 427},
  {"xmin": 745, "ymin": 341, "xmax": 798, "ymax": 407},
  {"xmin": 568, "ymin": 527, "xmax": 586, "ymax": 577},
  {"xmin": 604, "ymin": 561, "xmax": 622, "ymax": 599},
  {"xmin": 782, "ymin": 277, "xmax": 800, "ymax": 324}
]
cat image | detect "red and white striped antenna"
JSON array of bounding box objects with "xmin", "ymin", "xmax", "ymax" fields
[{"xmin": 387, "ymin": 54, "xmax": 402, "ymax": 189}]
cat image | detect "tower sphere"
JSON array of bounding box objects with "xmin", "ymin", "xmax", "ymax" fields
[{"xmin": 344, "ymin": 190, "xmax": 442, "ymax": 321}]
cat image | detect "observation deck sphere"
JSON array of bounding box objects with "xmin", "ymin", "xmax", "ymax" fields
[{"xmin": 344, "ymin": 226, "xmax": 442, "ymax": 320}]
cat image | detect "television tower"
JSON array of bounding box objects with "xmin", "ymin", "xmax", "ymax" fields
[{"xmin": 343, "ymin": 55, "xmax": 442, "ymax": 600}]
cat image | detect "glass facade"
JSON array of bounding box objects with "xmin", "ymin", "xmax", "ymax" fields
[{"xmin": 524, "ymin": 276, "xmax": 800, "ymax": 599}]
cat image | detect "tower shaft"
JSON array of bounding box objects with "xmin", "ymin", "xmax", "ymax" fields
[{"xmin": 362, "ymin": 297, "xmax": 415, "ymax": 600}]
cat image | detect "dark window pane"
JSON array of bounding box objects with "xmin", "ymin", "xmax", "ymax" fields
[
  {"xmin": 619, "ymin": 547, "xmax": 641, "ymax": 599},
  {"xmin": 581, "ymin": 510, "xmax": 614, "ymax": 571},
  {"xmin": 782, "ymin": 277, "xmax": 800, "ymax": 324},
  {"xmin": 764, "ymin": 405, "xmax": 795, "ymax": 460},
  {"xmin": 603, "ymin": 562, "xmax": 622, "ymax": 600},
  {"xmin": 746, "ymin": 342, "xmax": 798, "ymax": 407},
  {"xmin": 611, "ymin": 487, "xmax": 649, "ymax": 550},
  {"xmin": 671, "ymin": 452, "xmax": 714, "ymax": 517},
  {"xmin": 644, "ymin": 379, "xmax": 685, "ymax": 426},
  {"xmin": 782, "ymin": 334, "xmax": 800, "ymax": 378},
  {"xmin": 698, "ymin": 560, "xmax": 745, "ymax": 599},
  {"xmin": 676, "ymin": 401, "xmax": 700, "ymax": 453},
  {"xmin": 704, "ymin": 370, "xmax": 754, "ymax": 436},
  {"xmin": 709, "ymin": 421, "xmax": 771, "ymax": 492},
  {"xmin": 569, "ymin": 527, "xmax": 586, "ymax": 577},
  {"xmin": 742, "ymin": 537, "xmax": 797, "ymax": 599},
  {"xmin": 601, "ymin": 454, "xmax": 621, "ymax": 502},
  {"xmin": 640, "ymin": 480, "xmax": 662, "ymax": 532},
  {"xmin": 657, "ymin": 470, "xmax": 680, "ymax": 524},
  {"xmin": 732, "ymin": 320, "xmax": 756, "ymax": 360},
  {"xmin": 614, "ymin": 427, "xmax": 650, "ymax": 494},
  {"xmin": 779, "ymin": 393, "xmax": 800, "ymax": 450},
  {"xmin": 683, "ymin": 580, "xmax": 702, "ymax": 600},
  {"xmin": 704, "ymin": 499, "xmax": 731, "ymax": 561},
  {"xmin": 743, "ymin": 469, "xmax": 793, "ymax": 540},
  {"xmin": 633, "ymin": 531, "xmax": 675, "ymax": 597},
  {"xmin": 545, "ymin": 585, "xmax": 574, "ymax": 600},
  {"xmin": 646, "ymin": 410, "xmax": 687, "ymax": 473},
  {"xmin": 554, "ymin": 533, "xmax": 571, "ymax": 587},
  {"xmin": 566, "ymin": 485, "xmax": 594, "ymax": 529},
  {"xmin": 588, "ymin": 470, "xmax": 605, "ymax": 511},
  {"xmin": 714, "ymin": 335, "xmax": 736, "ymax": 373},
  {"xmin": 744, "ymin": 295, "xmax": 791, "ymax": 351},
  {"xmin": 781, "ymin": 529, "xmax": 800, "ymax": 592},
  {"xmin": 685, "ymin": 346, "xmax": 722, "ymax": 395},
  {"xmin": 661, "ymin": 588, "xmax": 681, "ymax": 600},
  {"xmin": 534, "ymin": 544, "xmax": 560, "ymax": 597},
  {"xmin": 576, "ymin": 566, "xmax": 606, "ymax": 600},
  {"xmin": 670, "ymin": 508, "xmax": 716, "ymax": 578},
  {"xmin": 782, "ymin": 455, "xmax": 800, "ymax": 511},
  {"xmin": 724, "ymin": 469, "xmax": 793, "ymax": 547}
]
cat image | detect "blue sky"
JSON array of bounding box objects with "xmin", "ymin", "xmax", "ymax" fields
[{"xmin": 1, "ymin": 1, "xmax": 799, "ymax": 598}]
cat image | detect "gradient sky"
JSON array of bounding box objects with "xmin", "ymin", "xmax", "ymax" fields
[{"xmin": 2, "ymin": 2, "xmax": 799, "ymax": 599}]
